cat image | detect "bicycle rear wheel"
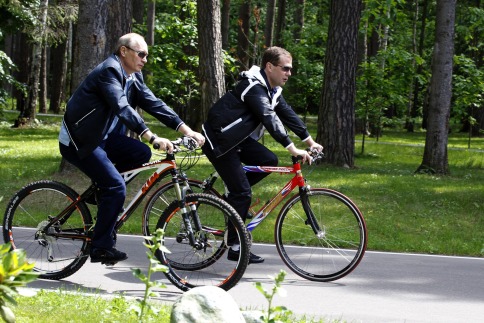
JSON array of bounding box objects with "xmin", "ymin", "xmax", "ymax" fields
[
  {"xmin": 155, "ymin": 193, "xmax": 249, "ymax": 291},
  {"xmin": 142, "ymin": 179, "xmax": 221, "ymax": 236},
  {"xmin": 275, "ymin": 188, "xmax": 367, "ymax": 282},
  {"xmin": 3, "ymin": 180, "xmax": 92, "ymax": 280}
]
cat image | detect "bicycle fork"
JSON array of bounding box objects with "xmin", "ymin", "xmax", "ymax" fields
[
  {"xmin": 299, "ymin": 186, "xmax": 325, "ymax": 238},
  {"xmin": 173, "ymin": 174, "xmax": 209, "ymax": 251}
]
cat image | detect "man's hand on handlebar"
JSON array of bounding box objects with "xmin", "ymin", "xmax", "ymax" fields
[
  {"xmin": 178, "ymin": 124, "xmax": 205, "ymax": 147},
  {"xmin": 153, "ymin": 137, "xmax": 174, "ymax": 153},
  {"xmin": 288, "ymin": 145, "xmax": 313, "ymax": 164}
]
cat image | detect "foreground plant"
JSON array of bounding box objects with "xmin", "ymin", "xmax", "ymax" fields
[
  {"xmin": 0, "ymin": 243, "xmax": 39, "ymax": 323},
  {"xmin": 131, "ymin": 229, "xmax": 170, "ymax": 321},
  {"xmin": 255, "ymin": 269, "xmax": 292, "ymax": 323}
]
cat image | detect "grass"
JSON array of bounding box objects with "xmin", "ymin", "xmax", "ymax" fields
[
  {"xmin": 1, "ymin": 113, "xmax": 484, "ymax": 257},
  {"xmin": 13, "ymin": 289, "xmax": 172, "ymax": 323},
  {"xmin": 1, "ymin": 111, "xmax": 483, "ymax": 321},
  {"xmin": 13, "ymin": 287, "xmax": 326, "ymax": 323}
]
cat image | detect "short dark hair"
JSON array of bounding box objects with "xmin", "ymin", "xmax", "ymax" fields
[{"xmin": 261, "ymin": 46, "xmax": 292, "ymax": 68}]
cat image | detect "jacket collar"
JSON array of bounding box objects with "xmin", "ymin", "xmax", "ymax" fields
[{"xmin": 241, "ymin": 65, "xmax": 283, "ymax": 99}]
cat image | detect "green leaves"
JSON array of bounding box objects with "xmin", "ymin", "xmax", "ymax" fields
[
  {"xmin": 254, "ymin": 270, "xmax": 292, "ymax": 323},
  {"xmin": 131, "ymin": 228, "xmax": 169, "ymax": 321},
  {"xmin": 0, "ymin": 243, "xmax": 40, "ymax": 323}
]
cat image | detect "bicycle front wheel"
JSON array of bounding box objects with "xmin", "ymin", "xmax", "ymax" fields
[
  {"xmin": 3, "ymin": 180, "xmax": 92, "ymax": 280},
  {"xmin": 275, "ymin": 188, "xmax": 367, "ymax": 282},
  {"xmin": 155, "ymin": 193, "xmax": 250, "ymax": 291}
]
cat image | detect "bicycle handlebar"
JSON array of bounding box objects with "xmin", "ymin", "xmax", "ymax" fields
[
  {"xmin": 308, "ymin": 149, "xmax": 324, "ymax": 163},
  {"xmin": 153, "ymin": 136, "xmax": 199, "ymax": 152},
  {"xmin": 296, "ymin": 149, "xmax": 324, "ymax": 165}
]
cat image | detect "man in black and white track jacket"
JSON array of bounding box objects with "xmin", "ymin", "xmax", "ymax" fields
[{"xmin": 202, "ymin": 46, "xmax": 323, "ymax": 264}]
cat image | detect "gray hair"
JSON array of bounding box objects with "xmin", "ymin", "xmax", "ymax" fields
[{"xmin": 115, "ymin": 33, "xmax": 145, "ymax": 54}]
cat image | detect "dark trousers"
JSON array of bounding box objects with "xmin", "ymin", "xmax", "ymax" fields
[
  {"xmin": 202, "ymin": 137, "xmax": 278, "ymax": 244},
  {"xmin": 59, "ymin": 134, "xmax": 151, "ymax": 249}
]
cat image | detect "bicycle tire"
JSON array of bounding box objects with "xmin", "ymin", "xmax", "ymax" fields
[
  {"xmin": 275, "ymin": 188, "xmax": 367, "ymax": 282},
  {"xmin": 155, "ymin": 193, "xmax": 250, "ymax": 291},
  {"xmin": 3, "ymin": 180, "xmax": 92, "ymax": 280},
  {"xmin": 142, "ymin": 179, "xmax": 220, "ymax": 236}
]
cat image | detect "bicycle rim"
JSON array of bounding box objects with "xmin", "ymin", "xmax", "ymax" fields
[
  {"xmin": 155, "ymin": 193, "xmax": 249, "ymax": 291},
  {"xmin": 275, "ymin": 188, "xmax": 367, "ymax": 282},
  {"xmin": 3, "ymin": 180, "xmax": 92, "ymax": 280}
]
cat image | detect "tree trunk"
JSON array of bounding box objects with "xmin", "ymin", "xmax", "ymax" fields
[
  {"xmin": 39, "ymin": 46, "xmax": 48, "ymax": 113},
  {"xmin": 274, "ymin": 0, "xmax": 286, "ymax": 46},
  {"xmin": 263, "ymin": 0, "xmax": 275, "ymax": 48},
  {"xmin": 414, "ymin": 0, "xmax": 429, "ymax": 130},
  {"xmin": 49, "ymin": 38, "xmax": 69, "ymax": 114},
  {"xmin": 405, "ymin": 0, "xmax": 420, "ymax": 132},
  {"xmin": 417, "ymin": 0, "xmax": 456, "ymax": 175},
  {"xmin": 294, "ymin": 0, "xmax": 305, "ymax": 42},
  {"xmin": 13, "ymin": 34, "xmax": 30, "ymax": 114},
  {"xmin": 146, "ymin": 1, "xmax": 156, "ymax": 46},
  {"xmin": 249, "ymin": 4, "xmax": 261, "ymax": 67},
  {"xmin": 19, "ymin": 0, "xmax": 49, "ymax": 126},
  {"xmin": 221, "ymin": 0, "xmax": 231, "ymax": 50},
  {"xmin": 237, "ymin": 0, "xmax": 251, "ymax": 71},
  {"xmin": 132, "ymin": 0, "xmax": 144, "ymax": 26},
  {"xmin": 317, "ymin": 0, "xmax": 362, "ymax": 168},
  {"xmin": 71, "ymin": 0, "xmax": 132, "ymax": 92},
  {"xmin": 197, "ymin": 0, "xmax": 226, "ymax": 130}
]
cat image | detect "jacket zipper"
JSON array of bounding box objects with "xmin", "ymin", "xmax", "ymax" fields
[{"xmin": 74, "ymin": 108, "xmax": 96, "ymax": 127}]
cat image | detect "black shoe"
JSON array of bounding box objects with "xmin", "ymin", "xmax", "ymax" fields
[
  {"xmin": 90, "ymin": 247, "xmax": 128, "ymax": 265},
  {"xmin": 227, "ymin": 248, "xmax": 264, "ymax": 264}
]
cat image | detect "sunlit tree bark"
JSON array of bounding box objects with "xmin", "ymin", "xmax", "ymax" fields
[
  {"xmin": 197, "ymin": 0, "xmax": 226, "ymax": 130},
  {"xmin": 417, "ymin": 0, "xmax": 456, "ymax": 175},
  {"xmin": 317, "ymin": 0, "xmax": 362, "ymax": 168}
]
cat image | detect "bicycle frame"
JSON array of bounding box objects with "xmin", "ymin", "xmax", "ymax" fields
[
  {"xmin": 243, "ymin": 156, "xmax": 313, "ymax": 232},
  {"xmin": 45, "ymin": 154, "xmax": 185, "ymax": 242},
  {"xmin": 200, "ymin": 155, "xmax": 320, "ymax": 233}
]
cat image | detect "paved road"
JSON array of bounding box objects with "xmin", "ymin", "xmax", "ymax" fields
[{"xmin": 27, "ymin": 234, "xmax": 484, "ymax": 322}]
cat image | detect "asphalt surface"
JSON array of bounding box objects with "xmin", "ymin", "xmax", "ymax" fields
[{"xmin": 26, "ymin": 234, "xmax": 484, "ymax": 322}]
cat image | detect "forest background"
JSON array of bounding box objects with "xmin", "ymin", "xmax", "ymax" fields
[{"xmin": 0, "ymin": 0, "xmax": 483, "ymax": 257}]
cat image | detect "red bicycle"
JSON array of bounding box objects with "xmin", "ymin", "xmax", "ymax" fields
[{"xmin": 155, "ymin": 150, "xmax": 367, "ymax": 285}]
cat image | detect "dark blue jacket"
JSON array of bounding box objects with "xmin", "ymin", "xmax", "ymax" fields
[
  {"xmin": 203, "ymin": 66, "xmax": 310, "ymax": 157},
  {"xmin": 63, "ymin": 54, "xmax": 183, "ymax": 158}
]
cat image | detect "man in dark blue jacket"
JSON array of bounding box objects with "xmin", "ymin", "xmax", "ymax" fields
[
  {"xmin": 202, "ymin": 46, "xmax": 323, "ymax": 263},
  {"xmin": 59, "ymin": 33, "xmax": 204, "ymax": 265}
]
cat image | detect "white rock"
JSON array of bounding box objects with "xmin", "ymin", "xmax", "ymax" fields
[{"xmin": 170, "ymin": 286, "xmax": 245, "ymax": 323}]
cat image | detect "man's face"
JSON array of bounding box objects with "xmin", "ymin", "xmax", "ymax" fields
[
  {"xmin": 266, "ymin": 55, "xmax": 293, "ymax": 88},
  {"xmin": 120, "ymin": 40, "xmax": 148, "ymax": 75}
]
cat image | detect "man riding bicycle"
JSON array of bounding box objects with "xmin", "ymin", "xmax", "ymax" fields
[
  {"xmin": 202, "ymin": 46, "xmax": 323, "ymax": 263},
  {"xmin": 59, "ymin": 33, "xmax": 204, "ymax": 265}
]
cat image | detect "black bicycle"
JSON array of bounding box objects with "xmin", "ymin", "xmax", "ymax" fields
[{"xmin": 3, "ymin": 137, "xmax": 250, "ymax": 291}]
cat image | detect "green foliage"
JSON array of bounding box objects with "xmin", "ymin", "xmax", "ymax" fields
[
  {"xmin": 0, "ymin": 51, "xmax": 26, "ymax": 106},
  {"xmin": 453, "ymin": 55, "xmax": 484, "ymax": 117},
  {"xmin": 254, "ymin": 270, "xmax": 292, "ymax": 323},
  {"xmin": 0, "ymin": 0, "xmax": 38, "ymax": 34},
  {"xmin": 131, "ymin": 228, "xmax": 169, "ymax": 321},
  {"xmin": 0, "ymin": 243, "xmax": 39, "ymax": 323},
  {"xmin": 146, "ymin": 0, "xmax": 199, "ymax": 112}
]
